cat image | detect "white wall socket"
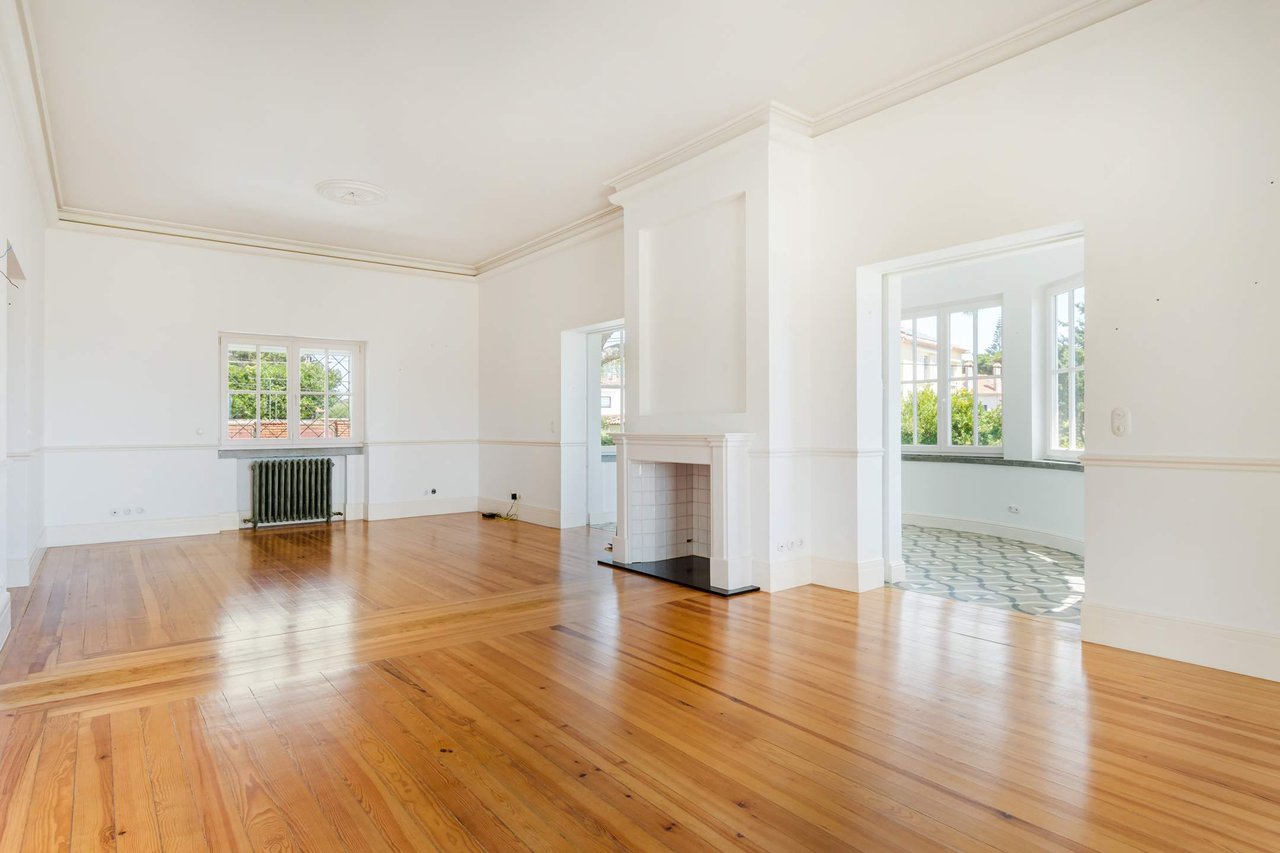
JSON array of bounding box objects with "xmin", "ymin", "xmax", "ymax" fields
[{"xmin": 1110, "ymin": 407, "xmax": 1131, "ymax": 437}]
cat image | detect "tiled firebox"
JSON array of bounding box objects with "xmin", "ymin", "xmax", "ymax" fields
[{"xmin": 627, "ymin": 462, "xmax": 710, "ymax": 563}]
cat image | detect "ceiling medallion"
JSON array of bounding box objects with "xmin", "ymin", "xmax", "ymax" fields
[{"xmin": 315, "ymin": 179, "xmax": 387, "ymax": 206}]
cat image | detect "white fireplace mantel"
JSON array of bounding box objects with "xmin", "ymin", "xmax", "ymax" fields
[{"xmin": 612, "ymin": 432, "xmax": 754, "ymax": 591}]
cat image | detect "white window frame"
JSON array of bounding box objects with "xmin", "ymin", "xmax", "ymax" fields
[
  {"xmin": 901, "ymin": 297, "xmax": 1004, "ymax": 456},
  {"xmin": 219, "ymin": 333, "xmax": 365, "ymax": 448},
  {"xmin": 1045, "ymin": 276, "xmax": 1085, "ymax": 460}
]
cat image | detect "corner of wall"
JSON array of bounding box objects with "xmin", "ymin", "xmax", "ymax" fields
[
  {"xmin": 754, "ymin": 555, "xmax": 812, "ymax": 592},
  {"xmin": 811, "ymin": 556, "xmax": 885, "ymax": 593},
  {"xmin": 476, "ymin": 496, "xmax": 563, "ymax": 529}
]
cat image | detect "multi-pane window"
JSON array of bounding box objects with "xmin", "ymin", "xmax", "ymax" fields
[
  {"xmin": 1049, "ymin": 282, "xmax": 1085, "ymax": 454},
  {"xmin": 950, "ymin": 305, "xmax": 1004, "ymax": 448},
  {"xmin": 226, "ymin": 344, "xmax": 289, "ymax": 440},
  {"xmin": 901, "ymin": 303, "xmax": 1003, "ymax": 451},
  {"xmin": 222, "ymin": 335, "xmax": 362, "ymax": 446},
  {"xmin": 600, "ymin": 328, "xmax": 624, "ymax": 447},
  {"xmin": 300, "ymin": 347, "xmax": 354, "ymax": 440},
  {"xmin": 900, "ymin": 316, "xmax": 939, "ymax": 446}
]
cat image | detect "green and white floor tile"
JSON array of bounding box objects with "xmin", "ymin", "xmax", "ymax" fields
[{"xmin": 895, "ymin": 524, "xmax": 1085, "ymax": 623}]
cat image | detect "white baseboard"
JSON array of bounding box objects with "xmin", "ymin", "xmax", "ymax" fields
[
  {"xmin": 45, "ymin": 514, "xmax": 223, "ymax": 547},
  {"xmin": 755, "ymin": 556, "xmax": 812, "ymax": 592},
  {"xmin": 5, "ymin": 531, "xmax": 47, "ymax": 587},
  {"xmin": 810, "ymin": 556, "xmax": 885, "ymax": 593},
  {"xmin": 588, "ymin": 510, "xmax": 617, "ymax": 525},
  {"xmin": 8, "ymin": 546, "xmax": 40, "ymax": 587},
  {"xmin": 903, "ymin": 512, "xmax": 1084, "ymax": 556},
  {"xmin": 1083, "ymin": 602, "xmax": 1280, "ymax": 683},
  {"xmin": 477, "ymin": 497, "xmax": 562, "ymax": 528},
  {"xmin": 52, "ymin": 499, "xmax": 486, "ymax": 545},
  {"xmin": 711, "ymin": 555, "xmax": 754, "ymax": 591},
  {"xmin": 886, "ymin": 558, "xmax": 906, "ymax": 584},
  {"xmin": 0, "ymin": 590, "xmax": 11, "ymax": 654},
  {"xmin": 366, "ymin": 496, "xmax": 479, "ymax": 521}
]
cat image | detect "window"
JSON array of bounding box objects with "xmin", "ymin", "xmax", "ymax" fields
[
  {"xmin": 1048, "ymin": 281, "xmax": 1085, "ymax": 455},
  {"xmin": 221, "ymin": 335, "xmax": 363, "ymax": 446},
  {"xmin": 901, "ymin": 302, "xmax": 1003, "ymax": 451},
  {"xmin": 599, "ymin": 328, "xmax": 624, "ymax": 447},
  {"xmin": 900, "ymin": 316, "xmax": 939, "ymax": 446}
]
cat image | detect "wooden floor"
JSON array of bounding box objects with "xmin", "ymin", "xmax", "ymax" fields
[{"xmin": 1, "ymin": 515, "xmax": 1277, "ymax": 851}]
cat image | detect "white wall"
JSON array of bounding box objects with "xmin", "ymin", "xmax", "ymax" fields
[
  {"xmin": 645, "ymin": 195, "xmax": 747, "ymax": 416},
  {"xmin": 477, "ymin": 227, "xmax": 624, "ymax": 525},
  {"xmin": 903, "ymin": 463, "xmax": 1083, "ymax": 553},
  {"xmin": 42, "ymin": 228, "xmax": 479, "ymax": 543},
  {"xmin": 812, "ymin": 0, "xmax": 1280, "ymax": 679}
]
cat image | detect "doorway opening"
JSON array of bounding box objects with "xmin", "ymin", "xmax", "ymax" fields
[
  {"xmin": 587, "ymin": 324, "xmax": 624, "ymax": 532},
  {"xmin": 861, "ymin": 224, "xmax": 1086, "ymax": 623}
]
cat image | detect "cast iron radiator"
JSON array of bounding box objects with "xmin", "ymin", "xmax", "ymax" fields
[{"xmin": 249, "ymin": 457, "xmax": 334, "ymax": 528}]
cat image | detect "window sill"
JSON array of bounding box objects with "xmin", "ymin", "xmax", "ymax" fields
[
  {"xmin": 901, "ymin": 453, "xmax": 1082, "ymax": 472},
  {"xmin": 218, "ymin": 445, "xmax": 364, "ymax": 459}
]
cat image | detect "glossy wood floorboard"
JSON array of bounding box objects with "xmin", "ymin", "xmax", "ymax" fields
[{"xmin": 1, "ymin": 515, "xmax": 1277, "ymax": 850}]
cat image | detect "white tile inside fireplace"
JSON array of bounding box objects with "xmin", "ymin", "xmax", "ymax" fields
[{"xmin": 627, "ymin": 462, "xmax": 710, "ymax": 563}]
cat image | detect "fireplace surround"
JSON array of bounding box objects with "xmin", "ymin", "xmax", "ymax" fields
[{"xmin": 603, "ymin": 433, "xmax": 756, "ymax": 595}]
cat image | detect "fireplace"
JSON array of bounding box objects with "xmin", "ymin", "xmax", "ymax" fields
[
  {"xmin": 625, "ymin": 461, "xmax": 709, "ymax": 562},
  {"xmin": 602, "ymin": 433, "xmax": 756, "ymax": 595}
]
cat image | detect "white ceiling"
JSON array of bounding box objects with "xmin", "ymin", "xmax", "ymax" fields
[{"xmin": 27, "ymin": 0, "xmax": 1103, "ymax": 269}]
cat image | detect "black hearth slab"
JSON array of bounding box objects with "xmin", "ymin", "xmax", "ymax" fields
[{"xmin": 597, "ymin": 555, "xmax": 759, "ymax": 597}]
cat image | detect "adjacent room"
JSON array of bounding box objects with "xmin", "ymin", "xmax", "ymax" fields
[
  {"xmin": 894, "ymin": 238, "xmax": 1087, "ymax": 622},
  {"xmin": 0, "ymin": 0, "xmax": 1277, "ymax": 848}
]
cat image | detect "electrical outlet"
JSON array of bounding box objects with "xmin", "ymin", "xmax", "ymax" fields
[
  {"xmin": 1008, "ymin": 505, "xmax": 1021, "ymax": 514},
  {"xmin": 1110, "ymin": 407, "xmax": 1131, "ymax": 437},
  {"xmin": 511, "ymin": 492, "xmax": 519, "ymax": 501},
  {"xmin": 110, "ymin": 508, "xmax": 119, "ymax": 517}
]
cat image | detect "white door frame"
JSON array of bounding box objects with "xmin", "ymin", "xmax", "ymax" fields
[{"xmin": 854, "ymin": 222, "xmax": 1084, "ymax": 583}]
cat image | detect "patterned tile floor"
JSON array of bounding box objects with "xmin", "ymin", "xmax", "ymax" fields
[{"xmin": 895, "ymin": 525, "xmax": 1086, "ymax": 623}]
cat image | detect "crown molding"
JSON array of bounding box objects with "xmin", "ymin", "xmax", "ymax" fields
[
  {"xmin": 808, "ymin": 0, "xmax": 1150, "ymax": 136},
  {"xmin": 603, "ymin": 1, "xmax": 1148, "ymax": 192},
  {"xmin": 56, "ymin": 208, "xmax": 478, "ymax": 279},
  {"xmin": 14, "ymin": 0, "xmax": 1149, "ymax": 281},
  {"xmin": 0, "ymin": 0, "xmax": 59, "ymax": 222},
  {"xmin": 605, "ymin": 102, "xmax": 814, "ymax": 194},
  {"xmin": 56, "ymin": 203, "xmax": 627, "ymax": 282},
  {"xmin": 475, "ymin": 206, "xmax": 622, "ymax": 277}
]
